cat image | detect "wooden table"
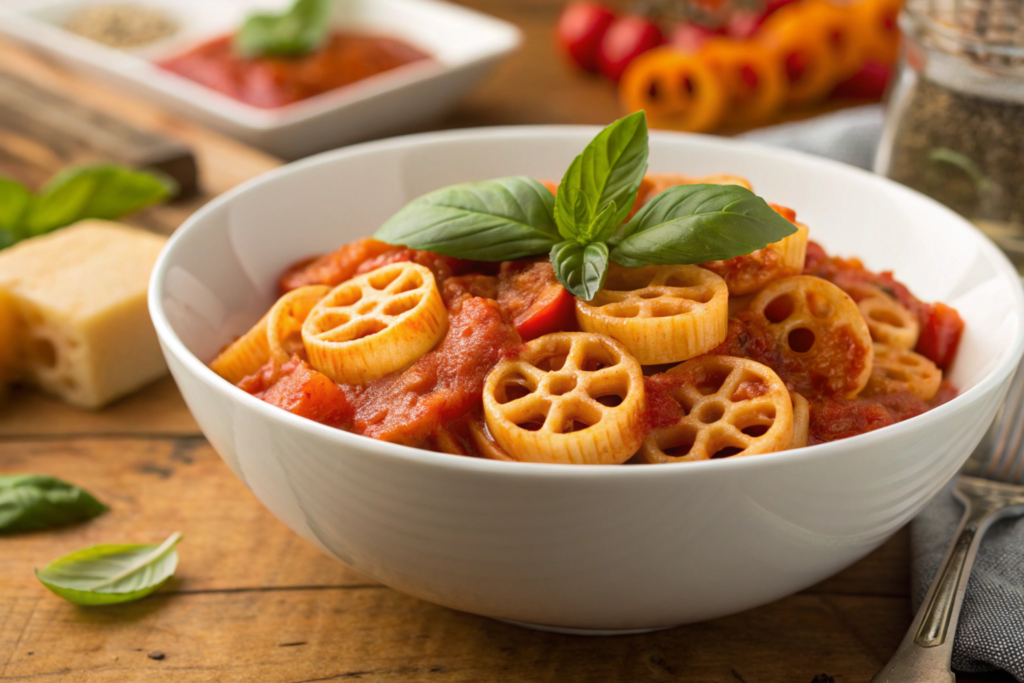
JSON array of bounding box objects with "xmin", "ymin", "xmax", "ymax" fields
[{"xmin": 0, "ymin": 3, "xmax": 1011, "ymax": 681}]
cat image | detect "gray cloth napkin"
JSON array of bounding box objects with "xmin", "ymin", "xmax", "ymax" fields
[
  {"xmin": 741, "ymin": 107, "xmax": 1024, "ymax": 681},
  {"xmin": 737, "ymin": 104, "xmax": 885, "ymax": 171}
]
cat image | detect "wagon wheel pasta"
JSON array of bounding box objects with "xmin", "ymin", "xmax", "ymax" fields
[
  {"xmin": 747, "ymin": 276, "xmax": 873, "ymax": 397},
  {"xmin": 210, "ymin": 311, "xmax": 272, "ymax": 384},
  {"xmin": 869, "ymin": 343, "xmax": 942, "ymax": 401},
  {"xmin": 790, "ymin": 392, "xmax": 809, "ymax": 449},
  {"xmin": 640, "ymin": 355, "xmax": 794, "ymax": 463},
  {"xmin": 858, "ymin": 294, "xmax": 920, "ymax": 350},
  {"xmin": 302, "ymin": 262, "xmax": 447, "ymax": 384},
  {"xmin": 482, "ymin": 332, "xmax": 646, "ymax": 464},
  {"xmin": 576, "ymin": 265, "xmax": 728, "ymax": 365}
]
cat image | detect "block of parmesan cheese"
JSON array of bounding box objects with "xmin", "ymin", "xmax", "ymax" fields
[{"xmin": 0, "ymin": 220, "xmax": 168, "ymax": 409}]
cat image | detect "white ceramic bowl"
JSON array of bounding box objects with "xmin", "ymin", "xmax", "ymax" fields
[
  {"xmin": 150, "ymin": 128, "xmax": 1024, "ymax": 632},
  {"xmin": 0, "ymin": 0, "xmax": 520, "ymax": 159}
]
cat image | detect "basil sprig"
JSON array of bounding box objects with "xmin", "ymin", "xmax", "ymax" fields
[
  {"xmin": 374, "ymin": 112, "xmax": 796, "ymax": 300},
  {"xmin": 0, "ymin": 474, "xmax": 108, "ymax": 534},
  {"xmin": 235, "ymin": 0, "xmax": 332, "ymax": 59},
  {"xmin": 0, "ymin": 164, "xmax": 176, "ymax": 250},
  {"xmin": 35, "ymin": 532, "xmax": 182, "ymax": 606}
]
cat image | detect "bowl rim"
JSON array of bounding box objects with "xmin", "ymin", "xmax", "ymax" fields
[{"xmin": 149, "ymin": 125, "xmax": 1024, "ymax": 478}]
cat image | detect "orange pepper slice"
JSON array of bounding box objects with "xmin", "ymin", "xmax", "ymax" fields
[
  {"xmin": 856, "ymin": 0, "xmax": 902, "ymax": 64},
  {"xmin": 698, "ymin": 38, "xmax": 785, "ymax": 130},
  {"xmin": 803, "ymin": 0, "xmax": 866, "ymax": 81},
  {"xmin": 620, "ymin": 47, "xmax": 727, "ymax": 133},
  {"xmin": 757, "ymin": 2, "xmax": 837, "ymax": 106}
]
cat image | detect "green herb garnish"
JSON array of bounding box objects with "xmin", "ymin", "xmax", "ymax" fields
[
  {"xmin": 0, "ymin": 474, "xmax": 108, "ymax": 534},
  {"xmin": 928, "ymin": 147, "xmax": 993, "ymax": 193},
  {"xmin": 35, "ymin": 532, "xmax": 182, "ymax": 606},
  {"xmin": 375, "ymin": 112, "xmax": 797, "ymax": 299},
  {"xmin": 0, "ymin": 164, "xmax": 176, "ymax": 250},
  {"xmin": 235, "ymin": 0, "xmax": 332, "ymax": 59}
]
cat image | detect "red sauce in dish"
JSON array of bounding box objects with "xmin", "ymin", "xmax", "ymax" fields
[{"xmin": 158, "ymin": 32, "xmax": 430, "ymax": 108}]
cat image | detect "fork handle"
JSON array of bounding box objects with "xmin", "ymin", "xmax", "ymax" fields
[{"xmin": 870, "ymin": 497, "xmax": 1004, "ymax": 683}]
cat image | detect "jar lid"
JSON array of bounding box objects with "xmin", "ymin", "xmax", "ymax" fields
[{"xmin": 904, "ymin": 0, "xmax": 1024, "ymax": 63}]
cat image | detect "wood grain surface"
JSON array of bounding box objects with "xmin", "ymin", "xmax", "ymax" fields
[{"xmin": 0, "ymin": 2, "xmax": 1013, "ymax": 680}]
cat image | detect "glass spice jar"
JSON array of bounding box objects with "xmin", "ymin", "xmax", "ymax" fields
[{"xmin": 875, "ymin": 0, "xmax": 1024, "ymax": 270}]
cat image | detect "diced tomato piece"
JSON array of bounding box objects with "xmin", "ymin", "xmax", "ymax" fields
[
  {"xmin": 515, "ymin": 284, "xmax": 576, "ymax": 341},
  {"xmin": 259, "ymin": 359, "xmax": 353, "ymax": 427},
  {"xmin": 915, "ymin": 302, "xmax": 964, "ymax": 370}
]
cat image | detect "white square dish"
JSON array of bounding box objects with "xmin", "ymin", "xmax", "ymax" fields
[{"xmin": 0, "ymin": 0, "xmax": 521, "ymax": 158}]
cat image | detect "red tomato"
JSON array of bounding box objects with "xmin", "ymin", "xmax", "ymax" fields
[
  {"xmin": 831, "ymin": 60, "xmax": 893, "ymax": 100},
  {"xmin": 514, "ymin": 284, "xmax": 576, "ymax": 341},
  {"xmin": 556, "ymin": 2, "xmax": 616, "ymax": 73},
  {"xmin": 671, "ymin": 22, "xmax": 720, "ymax": 52},
  {"xmin": 598, "ymin": 15, "xmax": 664, "ymax": 82},
  {"xmin": 915, "ymin": 302, "xmax": 964, "ymax": 371}
]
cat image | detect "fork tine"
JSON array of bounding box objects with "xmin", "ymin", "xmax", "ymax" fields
[{"xmin": 984, "ymin": 363, "xmax": 1024, "ymax": 482}]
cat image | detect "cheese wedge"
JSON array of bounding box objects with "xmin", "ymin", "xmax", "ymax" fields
[{"xmin": 0, "ymin": 220, "xmax": 167, "ymax": 409}]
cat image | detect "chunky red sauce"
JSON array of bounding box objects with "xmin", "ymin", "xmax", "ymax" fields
[{"xmin": 158, "ymin": 32, "xmax": 430, "ymax": 108}]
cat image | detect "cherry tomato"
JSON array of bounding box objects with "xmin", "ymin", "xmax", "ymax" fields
[
  {"xmin": 915, "ymin": 302, "xmax": 964, "ymax": 371},
  {"xmin": 514, "ymin": 284, "xmax": 577, "ymax": 341},
  {"xmin": 670, "ymin": 22, "xmax": 719, "ymax": 52},
  {"xmin": 831, "ymin": 60, "xmax": 893, "ymax": 100},
  {"xmin": 598, "ymin": 15, "xmax": 664, "ymax": 82},
  {"xmin": 556, "ymin": 2, "xmax": 616, "ymax": 73}
]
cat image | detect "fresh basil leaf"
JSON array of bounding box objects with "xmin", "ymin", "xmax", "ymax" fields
[
  {"xmin": 0, "ymin": 178, "xmax": 32, "ymax": 243},
  {"xmin": 610, "ymin": 184, "xmax": 796, "ymax": 267},
  {"xmin": 27, "ymin": 165, "xmax": 176, "ymax": 236},
  {"xmin": 554, "ymin": 112, "xmax": 648, "ymax": 241},
  {"xmin": 551, "ymin": 240, "xmax": 609, "ymax": 300},
  {"xmin": 0, "ymin": 475, "xmax": 108, "ymax": 534},
  {"xmin": 235, "ymin": 0, "xmax": 332, "ymax": 58},
  {"xmin": 35, "ymin": 532, "xmax": 182, "ymax": 606},
  {"xmin": 375, "ymin": 177, "xmax": 559, "ymax": 261}
]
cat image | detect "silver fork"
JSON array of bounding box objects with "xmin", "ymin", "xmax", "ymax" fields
[{"xmin": 871, "ymin": 362, "xmax": 1024, "ymax": 682}]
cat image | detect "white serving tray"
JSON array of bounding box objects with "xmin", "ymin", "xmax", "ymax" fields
[{"xmin": 0, "ymin": 0, "xmax": 521, "ymax": 158}]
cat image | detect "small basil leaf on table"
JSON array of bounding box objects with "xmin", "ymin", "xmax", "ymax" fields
[
  {"xmin": 555, "ymin": 111, "xmax": 648, "ymax": 240},
  {"xmin": 0, "ymin": 474, "xmax": 108, "ymax": 534},
  {"xmin": 0, "ymin": 179, "xmax": 32, "ymax": 243},
  {"xmin": 375, "ymin": 177, "xmax": 560, "ymax": 261},
  {"xmin": 551, "ymin": 240, "xmax": 609, "ymax": 301},
  {"xmin": 610, "ymin": 184, "xmax": 797, "ymax": 267},
  {"xmin": 26, "ymin": 165, "xmax": 177, "ymax": 236},
  {"xmin": 235, "ymin": 0, "xmax": 332, "ymax": 59},
  {"xmin": 35, "ymin": 532, "xmax": 182, "ymax": 606}
]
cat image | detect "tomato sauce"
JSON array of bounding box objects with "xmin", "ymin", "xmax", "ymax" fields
[
  {"xmin": 234, "ymin": 230, "xmax": 963, "ymax": 456},
  {"xmin": 158, "ymin": 32, "xmax": 430, "ymax": 109}
]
